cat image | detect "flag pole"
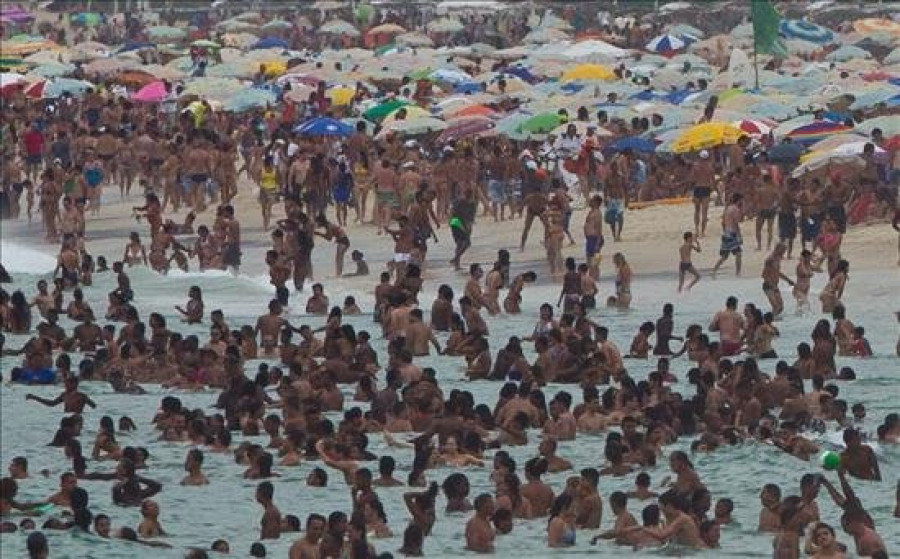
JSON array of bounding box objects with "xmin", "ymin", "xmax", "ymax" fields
[{"xmin": 753, "ymin": 40, "xmax": 759, "ymax": 90}]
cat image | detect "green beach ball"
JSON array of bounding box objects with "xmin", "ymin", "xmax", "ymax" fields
[{"xmin": 820, "ymin": 450, "xmax": 840, "ymax": 471}]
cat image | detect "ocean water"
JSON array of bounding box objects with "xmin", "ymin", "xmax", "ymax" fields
[{"xmin": 1, "ymin": 240, "xmax": 898, "ymax": 558}]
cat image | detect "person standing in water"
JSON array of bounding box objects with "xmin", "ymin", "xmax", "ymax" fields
[
  {"xmin": 761, "ymin": 243, "xmax": 795, "ymax": 318},
  {"xmin": 677, "ymin": 231, "xmax": 701, "ymax": 292}
]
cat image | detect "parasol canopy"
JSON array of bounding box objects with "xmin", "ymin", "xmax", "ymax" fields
[
  {"xmin": 320, "ymin": 20, "xmax": 360, "ymax": 36},
  {"xmin": 560, "ymin": 64, "xmax": 615, "ymax": 82},
  {"xmin": 294, "ymin": 117, "xmax": 354, "ymax": 137},
  {"xmin": 131, "ymin": 80, "xmax": 168, "ymax": 102},
  {"xmin": 671, "ymin": 122, "xmax": 743, "ymax": 153},
  {"xmin": 779, "ymin": 20, "xmax": 834, "ymax": 44}
]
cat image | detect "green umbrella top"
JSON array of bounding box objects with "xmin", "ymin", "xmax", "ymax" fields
[
  {"xmin": 518, "ymin": 112, "xmax": 563, "ymax": 134},
  {"xmin": 363, "ymin": 99, "xmax": 411, "ymax": 122}
]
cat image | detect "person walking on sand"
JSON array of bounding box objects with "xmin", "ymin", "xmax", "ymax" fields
[
  {"xmin": 691, "ymin": 150, "xmax": 716, "ymax": 238},
  {"xmin": 712, "ymin": 193, "xmax": 744, "ymax": 278},
  {"xmin": 677, "ymin": 231, "xmax": 701, "ymax": 292}
]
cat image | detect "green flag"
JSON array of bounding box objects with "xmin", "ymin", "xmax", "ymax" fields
[{"xmin": 751, "ymin": 0, "xmax": 786, "ymax": 58}]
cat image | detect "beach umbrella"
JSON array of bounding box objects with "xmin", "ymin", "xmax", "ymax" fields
[
  {"xmin": 785, "ymin": 121, "xmax": 853, "ymax": 144},
  {"xmin": 327, "ymin": 86, "xmax": 355, "ymax": 106},
  {"xmin": 251, "ymin": 37, "xmax": 289, "ymax": 50},
  {"xmin": 779, "ymin": 20, "xmax": 834, "ymax": 44},
  {"xmin": 0, "ymin": 72, "xmax": 26, "ymax": 89},
  {"xmin": 519, "ymin": 112, "xmax": 562, "ymax": 134},
  {"xmin": 23, "ymin": 79, "xmax": 46, "ymax": 98},
  {"xmin": 1, "ymin": 6, "xmax": 32, "ymax": 22},
  {"xmin": 853, "ymin": 19, "xmax": 900, "ymax": 35},
  {"xmin": 70, "ymin": 12, "xmax": 102, "ymax": 26},
  {"xmin": 396, "ymin": 32, "xmax": 433, "ymax": 47},
  {"xmin": 804, "ymin": 141, "xmax": 883, "ymax": 163},
  {"xmin": 363, "ymin": 99, "xmax": 410, "ymax": 121},
  {"xmin": 181, "ymin": 77, "xmax": 244, "ymax": 101},
  {"xmin": 667, "ymin": 24, "xmax": 704, "ymax": 39},
  {"xmin": 607, "ymin": 136, "xmax": 656, "ymax": 154},
  {"xmin": 791, "ymin": 153, "xmax": 864, "ymax": 178},
  {"xmin": 221, "ymin": 33, "xmax": 258, "ymax": 48},
  {"xmin": 671, "ymin": 122, "xmax": 742, "ymax": 153},
  {"xmin": 320, "ymin": 19, "xmax": 360, "ymax": 36},
  {"xmin": 659, "ymin": 2, "xmax": 692, "ymax": 13},
  {"xmin": 30, "ymin": 62, "xmax": 73, "ymax": 78},
  {"xmin": 561, "ymin": 63, "xmax": 615, "ymax": 82},
  {"xmin": 734, "ymin": 118, "xmax": 776, "ymax": 138},
  {"xmin": 1, "ymin": 37, "xmax": 56, "ymax": 56},
  {"xmin": 131, "ymin": 80, "xmax": 168, "ymax": 102},
  {"xmin": 223, "ymin": 88, "xmax": 275, "ymax": 112},
  {"xmin": 234, "ymin": 11, "xmax": 263, "ymax": 23},
  {"xmin": 646, "ymin": 33, "xmax": 697, "ymax": 56},
  {"xmin": 147, "ymin": 26, "xmax": 186, "ymax": 41},
  {"xmin": 826, "ymin": 45, "xmax": 872, "ymax": 63},
  {"xmin": 24, "ymin": 49, "xmax": 69, "ymax": 66},
  {"xmin": 368, "ymin": 23, "xmax": 406, "ymax": 36},
  {"xmin": 294, "ymin": 117, "xmax": 354, "ymax": 136},
  {"xmin": 383, "ymin": 105, "xmax": 431, "ymax": 123},
  {"xmin": 437, "ymin": 116, "xmax": 496, "ymax": 143},
  {"xmin": 551, "ymin": 121, "xmax": 612, "ymax": 137},
  {"xmin": 376, "ymin": 117, "xmax": 447, "ymax": 139},
  {"xmin": 884, "ymin": 48, "xmax": 900, "ymax": 66},
  {"xmin": 849, "ymin": 87, "xmax": 899, "ymax": 110},
  {"xmin": 446, "ymin": 104, "xmax": 496, "ymax": 118},
  {"xmin": 430, "ymin": 67, "xmax": 471, "ymax": 85},
  {"xmin": 218, "ymin": 19, "xmax": 260, "ymax": 34},
  {"xmin": 855, "ymin": 115, "xmax": 900, "ymax": 137},
  {"xmin": 805, "ymin": 134, "xmax": 869, "ymax": 153},
  {"xmin": 522, "ymin": 27, "xmax": 570, "ymax": 44},
  {"xmin": 427, "ymin": 17, "xmax": 464, "ymax": 34},
  {"xmin": 261, "ymin": 20, "xmax": 292, "ymax": 33},
  {"xmin": 82, "ymin": 57, "xmax": 137, "ymax": 78},
  {"xmin": 191, "ymin": 39, "xmax": 221, "ymax": 49},
  {"xmin": 766, "ymin": 141, "xmax": 807, "ymax": 164},
  {"xmin": 43, "ymin": 77, "xmax": 92, "ymax": 98},
  {"xmin": 561, "ymin": 39, "xmax": 629, "ymax": 61}
]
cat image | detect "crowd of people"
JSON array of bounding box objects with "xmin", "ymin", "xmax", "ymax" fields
[{"xmin": 2, "ymin": 2, "xmax": 900, "ymax": 559}]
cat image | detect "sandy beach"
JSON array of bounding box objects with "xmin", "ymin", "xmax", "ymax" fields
[{"xmin": 3, "ymin": 176, "xmax": 897, "ymax": 292}]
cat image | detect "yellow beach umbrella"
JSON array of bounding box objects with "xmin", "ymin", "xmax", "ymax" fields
[
  {"xmin": 671, "ymin": 122, "xmax": 742, "ymax": 153},
  {"xmin": 261, "ymin": 61, "xmax": 287, "ymax": 77},
  {"xmin": 560, "ymin": 63, "xmax": 615, "ymax": 82},
  {"xmin": 327, "ymin": 86, "xmax": 355, "ymax": 106}
]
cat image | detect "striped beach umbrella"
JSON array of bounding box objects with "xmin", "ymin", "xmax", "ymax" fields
[
  {"xmin": 779, "ymin": 20, "xmax": 833, "ymax": 44},
  {"xmin": 646, "ymin": 33, "xmax": 697, "ymax": 56},
  {"xmin": 734, "ymin": 118, "xmax": 776, "ymax": 138},
  {"xmin": 785, "ymin": 121, "xmax": 853, "ymax": 145}
]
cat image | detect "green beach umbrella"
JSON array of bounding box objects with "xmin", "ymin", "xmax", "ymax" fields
[
  {"xmin": 191, "ymin": 39, "xmax": 221, "ymax": 49},
  {"xmin": 363, "ymin": 99, "xmax": 410, "ymax": 122},
  {"xmin": 519, "ymin": 112, "xmax": 562, "ymax": 134}
]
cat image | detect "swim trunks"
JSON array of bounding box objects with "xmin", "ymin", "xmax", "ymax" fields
[
  {"xmin": 585, "ymin": 235, "xmax": 603, "ymax": 259},
  {"xmin": 721, "ymin": 340, "xmax": 742, "ymax": 356},
  {"xmin": 719, "ymin": 231, "xmax": 742, "ymax": 256},
  {"xmin": 693, "ymin": 186, "xmax": 711, "ymax": 199}
]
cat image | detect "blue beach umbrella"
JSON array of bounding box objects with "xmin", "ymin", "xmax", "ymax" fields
[
  {"xmin": 779, "ymin": 19, "xmax": 834, "ymax": 44},
  {"xmin": 607, "ymin": 136, "xmax": 656, "ymax": 154},
  {"xmin": 251, "ymin": 37, "xmax": 289, "ymax": 50},
  {"xmin": 294, "ymin": 117, "xmax": 354, "ymax": 137},
  {"xmin": 646, "ymin": 33, "xmax": 697, "ymax": 55}
]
